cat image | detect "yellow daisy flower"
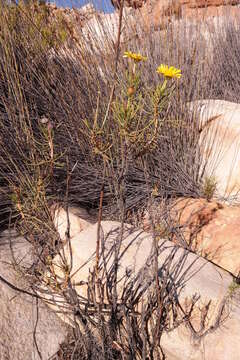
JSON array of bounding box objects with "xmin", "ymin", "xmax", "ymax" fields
[
  {"xmin": 156, "ymin": 64, "xmax": 182, "ymax": 79},
  {"xmin": 123, "ymin": 51, "xmax": 147, "ymax": 62}
]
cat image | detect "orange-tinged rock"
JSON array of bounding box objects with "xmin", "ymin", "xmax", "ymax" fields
[
  {"xmin": 199, "ymin": 205, "xmax": 240, "ymax": 277},
  {"xmin": 111, "ymin": 0, "xmax": 145, "ymax": 8},
  {"xmin": 111, "ymin": 0, "xmax": 239, "ymax": 10},
  {"xmin": 140, "ymin": 0, "xmax": 183, "ymax": 31},
  {"xmin": 181, "ymin": 0, "xmax": 239, "ymax": 8},
  {"xmin": 172, "ymin": 198, "xmax": 240, "ymax": 277},
  {"xmin": 120, "ymin": 0, "xmax": 240, "ymax": 31}
]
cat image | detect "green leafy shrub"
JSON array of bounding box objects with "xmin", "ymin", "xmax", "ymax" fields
[
  {"xmin": 1, "ymin": 0, "xmax": 70, "ymax": 50},
  {"xmin": 0, "ymin": 1, "xmax": 72, "ymax": 234},
  {"xmin": 202, "ymin": 176, "xmax": 217, "ymax": 201}
]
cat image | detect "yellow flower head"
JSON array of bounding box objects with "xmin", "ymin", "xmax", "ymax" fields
[
  {"xmin": 156, "ymin": 64, "xmax": 182, "ymax": 79},
  {"xmin": 123, "ymin": 51, "xmax": 147, "ymax": 62}
]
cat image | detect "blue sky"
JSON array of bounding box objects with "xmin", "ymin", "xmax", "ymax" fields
[{"xmin": 50, "ymin": 0, "xmax": 115, "ymax": 13}]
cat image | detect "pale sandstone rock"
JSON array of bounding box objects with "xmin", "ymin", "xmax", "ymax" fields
[
  {"xmin": 42, "ymin": 221, "xmax": 240, "ymax": 359},
  {"xmin": 161, "ymin": 291, "xmax": 240, "ymax": 360},
  {"xmin": 188, "ymin": 99, "xmax": 240, "ymax": 201},
  {"xmin": 81, "ymin": 7, "xmax": 137, "ymax": 50},
  {"xmin": 0, "ymin": 230, "xmax": 68, "ymax": 360},
  {"xmin": 51, "ymin": 204, "xmax": 93, "ymax": 242}
]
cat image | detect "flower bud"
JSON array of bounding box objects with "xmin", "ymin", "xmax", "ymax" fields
[{"xmin": 127, "ymin": 87, "xmax": 135, "ymax": 96}]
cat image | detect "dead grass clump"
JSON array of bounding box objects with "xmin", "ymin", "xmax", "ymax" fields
[
  {"xmin": 0, "ymin": 3, "xmax": 206, "ymax": 231},
  {"xmin": 207, "ymin": 17, "xmax": 240, "ymax": 102}
]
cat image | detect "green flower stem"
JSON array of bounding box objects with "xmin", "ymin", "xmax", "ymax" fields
[
  {"xmin": 160, "ymin": 79, "xmax": 168, "ymax": 94},
  {"xmin": 133, "ymin": 62, "xmax": 136, "ymax": 76}
]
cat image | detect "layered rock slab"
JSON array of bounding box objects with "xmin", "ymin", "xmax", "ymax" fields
[{"xmin": 41, "ymin": 220, "xmax": 240, "ymax": 359}]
